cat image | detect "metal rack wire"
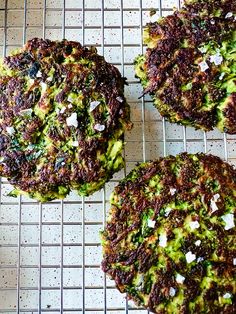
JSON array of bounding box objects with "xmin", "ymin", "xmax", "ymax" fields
[{"xmin": 0, "ymin": 0, "xmax": 235, "ymax": 313}]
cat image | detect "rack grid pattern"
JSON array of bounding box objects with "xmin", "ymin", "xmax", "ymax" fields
[{"xmin": 0, "ymin": 0, "xmax": 236, "ymax": 313}]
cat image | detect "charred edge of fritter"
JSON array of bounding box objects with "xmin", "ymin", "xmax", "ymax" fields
[
  {"xmin": 101, "ymin": 153, "xmax": 236, "ymax": 313},
  {"xmin": 217, "ymin": 93, "xmax": 236, "ymax": 134},
  {"xmin": 0, "ymin": 38, "xmax": 132, "ymax": 200},
  {"xmin": 136, "ymin": 0, "xmax": 236, "ymax": 131}
]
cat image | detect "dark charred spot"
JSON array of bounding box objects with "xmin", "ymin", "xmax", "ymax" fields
[
  {"xmin": 48, "ymin": 127, "xmax": 65, "ymax": 142},
  {"xmin": 28, "ymin": 62, "xmax": 40, "ymax": 78},
  {"xmin": 0, "ymin": 135, "xmax": 9, "ymax": 151},
  {"xmin": 65, "ymin": 44, "xmax": 73, "ymax": 55},
  {"xmin": 55, "ymin": 90, "xmax": 66, "ymax": 103},
  {"xmin": 113, "ymin": 268, "xmax": 135, "ymax": 286},
  {"xmin": 204, "ymin": 282, "xmax": 218, "ymax": 301},
  {"xmin": 14, "ymin": 94, "xmax": 24, "ymax": 108},
  {"xmin": 56, "ymin": 54, "xmax": 65, "ymax": 64},
  {"xmin": 32, "ymin": 88, "xmax": 41, "ymax": 102},
  {"xmin": 209, "ymin": 86, "xmax": 227, "ymax": 102},
  {"xmin": 21, "ymin": 117, "xmax": 43, "ymax": 143}
]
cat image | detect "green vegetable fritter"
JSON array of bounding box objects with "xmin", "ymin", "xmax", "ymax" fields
[
  {"xmin": 0, "ymin": 38, "xmax": 132, "ymax": 202},
  {"xmin": 135, "ymin": 0, "xmax": 236, "ymax": 133},
  {"xmin": 102, "ymin": 153, "xmax": 236, "ymax": 313}
]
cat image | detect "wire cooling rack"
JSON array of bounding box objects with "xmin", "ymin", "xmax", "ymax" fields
[{"xmin": 0, "ymin": 0, "xmax": 236, "ymax": 313}]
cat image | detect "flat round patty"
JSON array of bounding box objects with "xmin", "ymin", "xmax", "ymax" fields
[
  {"xmin": 101, "ymin": 153, "xmax": 236, "ymax": 313},
  {"xmin": 0, "ymin": 38, "xmax": 132, "ymax": 201},
  {"xmin": 134, "ymin": 0, "xmax": 236, "ymax": 133}
]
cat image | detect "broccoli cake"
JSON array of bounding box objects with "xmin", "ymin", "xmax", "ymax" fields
[
  {"xmin": 135, "ymin": 0, "xmax": 236, "ymax": 133},
  {"xmin": 101, "ymin": 153, "xmax": 236, "ymax": 313},
  {"xmin": 0, "ymin": 38, "xmax": 132, "ymax": 202}
]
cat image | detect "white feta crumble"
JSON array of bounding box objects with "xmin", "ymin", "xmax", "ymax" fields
[
  {"xmin": 176, "ymin": 273, "xmax": 185, "ymax": 284},
  {"xmin": 199, "ymin": 47, "xmax": 207, "ymax": 54},
  {"xmin": 165, "ymin": 207, "xmax": 172, "ymax": 217},
  {"xmin": 210, "ymin": 194, "xmax": 220, "ymax": 213},
  {"xmin": 212, "ymin": 194, "xmax": 220, "ymax": 202},
  {"xmin": 223, "ymin": 293, "xmax": 231, "ymax": 299},
  {"xmin": 29, "ymin": 78, "xmax": 35, "ymax": 85},
  {"xmin": 221, "ymin": 213, "xmax": 235, "ymax": 230},
  {"xmin": 189, "ymin": 220, "xmax": 200, "ymax": 230},
  {"xmin": 60, "ymin": 107, "xmax": 66, "ymax": 114},
  {"xmin": 20, "ymin": 108, "xmax": 33, "ymax": 116},
  {"xmin": 225, "ymin": 12, "xmax": 233, "ymax": 19},
  {"xmin": 210, "ymin": 53, "xmax": 223, "ymax": 66},
  {"xmin": 169, "ymin": 287, "xmax": 176, "ymax": 297},
  {"xmin": 6, "ymin": 126, "xmax": 15, "ymax": 135},
  {"xmin": 197, "ymin": 257, "xmax": 204, "ymax": 263},
  {"xmin": 199, "ymin": 61, "xmax": 209, "ymax": 72},
  {"xmin": 47, "ymin": 76, "xmax": 53, "ymax": 82},
  {"xmin": 68, "ymin": 104, "xmax": 73, "ymax": 109},
  {"xmin": 72, "ymin": 141, "xmax": 79, "ymax": 147},
  {"xmin": 210, "ymin": 200, "xmax": 218, "ymax": 213},
  {"xmin": 219, "ymin": 72, "xmax": 225, "ymax": 80},
  {"xmin": 116, "ymin": 96, "xmax": 123, "ymax": 103},
  {"xmin": 40, "ymin": 82, "xmax": 47, "ymax": 93},
  {"xmin": 185, "ymin": 251, "xmax": 196, "ymax": 264},
  {"xmin": 90, "ymin": 101, "xmax": 100, "ymax": 112},
  {"xmin": 147, "ymin": 219, "xmax": 155, "ymax": 228},
  {"xmin": 195, "ymin": 240, "xmax": 201, "ymax": 246},
  {"xmin": 170, "ymin": 188, "xmax": 176, "ymax": 196},
  {"xmin": 61, "ymin": 162, "xmax": 65, "ymax": 166},
  {"xmin": 210, "ymin": 19, "xmax": 215, "ymax": 25},
  {"xmin": 201, "ymin": 194, "xmax": 205, "ymax": 204},
  {"xmin": 67, "ymin": 95, "xmax": 75, "ymax": 103},
  {"xmin": 136, "ymin": 274, "xmax": 144, "ymax": 288},
  {"xmin": 55, "ymin": 108, "xmax": 60, "ymax": 115},
  {"xmin": 66, "ymin": 112, "xmax": 78, "ymax": 128},
  {"xmin": 159, "ymin": 233, "xmax": 167, "ymax": 248},
  {"xmin": 233, "ymin": 258, "xmax": 236, "ymax": 265},
  {"xmin": 36, "ymin": 70, "xmax": 42, "ymax": 78},
  {"xmin": 94, "ymin": 124, "xmax": 105, "ymax": 132}
]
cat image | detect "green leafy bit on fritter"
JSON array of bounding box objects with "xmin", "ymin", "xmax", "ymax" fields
[
  {"xmin": 134, "ymin": 0, "xmax": 236, "ymax": 133},
  {"xmin": 0, "ymin": 38, "xmax": 132, "ymax": 201},
  {"xmin": 101, "ymin": 153, "xmax": 236, "ymax": 313}
]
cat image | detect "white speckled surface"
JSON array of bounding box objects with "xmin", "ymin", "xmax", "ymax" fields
[{"xmin": 0, "ymin": 0, "xmax": 236, "ymax": 313}]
